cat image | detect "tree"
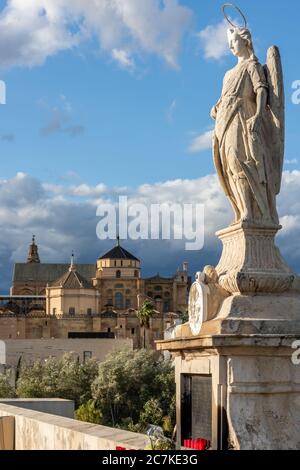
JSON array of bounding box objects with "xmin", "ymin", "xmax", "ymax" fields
[
  {"xmin": 137, "ymin": 299, "xmax": 156, "ymax": 348},
  {"xmin": 15, "ymin": 360, "xmax": 45, "ymax": 398},
  {"xmin": 0, "ymin": 371, "xmax": 15, "ymax": 398},
  {"xmin": 139, "ymin": 399, "xmax": 163, "ymax": 428},
  {"xmin": 13, "ymin": 349, "xmax": 176, "ymax": 438},
  {"xmin": 76, "ymin": 399, "xmax": 102, "ymax": 424},
  {"xmin": 16, "ymin": 354, "xmax": 98, "ymax": 407},
  {"xmin": 91, "ymin": 348, "xmax": 175, "ymax": 431}
]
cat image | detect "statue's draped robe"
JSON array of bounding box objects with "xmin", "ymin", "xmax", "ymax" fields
[{"xmin": 213, "ymin": 58, "xmax": 279, "ymax": 225}]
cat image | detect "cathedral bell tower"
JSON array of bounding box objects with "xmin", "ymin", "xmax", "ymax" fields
[{"xmin": 27, "ymin": 235, "xmax": 40, "ymax": 264}]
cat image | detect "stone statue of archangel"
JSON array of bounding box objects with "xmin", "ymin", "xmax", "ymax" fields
[
  {"xmin": 211, "ymin": 5, "xmax": 284, "ymax": 226},
  {"xmin": 187, "ymin": 5, "xmax": 295, "ymax": 340}
]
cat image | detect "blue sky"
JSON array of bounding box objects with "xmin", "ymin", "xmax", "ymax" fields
[
  {"xmin": 0, "ymin": 0, "xmax": 300, "ymax": 291},
  {"xmin": 1, "ymin": 0, "xmax": 299, "ymax": 186}
]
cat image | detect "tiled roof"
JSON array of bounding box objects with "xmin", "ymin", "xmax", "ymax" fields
[
  {"xmin": 99, "ymin": 245, "xmax": 139, "ymax": 261},
  {"xmin": 51, "ymin": 268, "xmax": 92, "ymax": 289},
  {"xmin": 13, "ymin": 263, "xmax": 96, "ymax": 283}
]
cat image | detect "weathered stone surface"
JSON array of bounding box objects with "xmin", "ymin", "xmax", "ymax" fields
[
  {"xmin": 200, "ymin": 294, "xmax": 300, "ymax": 336},
  {"xmin": 157, "ymin": 334, "xmax": 300, "ymax": 450},
  {"xmin": 0, "ymin": 404, "xmax": 150, "ymax": 450},
  {"xmin": 211, "ymin": 29, "xmax": 284, "ymax": 228},
  {"xmin": 227, "ymin": 355, "xmax": 300, "ymax": 450},
  {"xmin": 216, "ymin": 224, "xmax": 294, "ymax": 295}
]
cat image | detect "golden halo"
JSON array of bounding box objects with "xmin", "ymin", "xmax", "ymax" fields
[{"xmin": 222, "ymin": 3, "xmax": 247, "ymax": 29}]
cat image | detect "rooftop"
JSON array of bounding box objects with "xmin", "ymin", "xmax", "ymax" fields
[
  {"xmin": 51, "ymin": 267, "xmax": 93, "ymax": 289},
  {"xmin": 13, "ymin": 263, "xmax": 95, "ymax": 284},
  {"xmin": 99, "ymin": 239, "xmax": 139, "ymax": 262}
]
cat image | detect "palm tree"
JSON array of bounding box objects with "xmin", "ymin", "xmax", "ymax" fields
[{"xmin": 137, "ymin": 299, "xmax": 155, "ymax": 348}]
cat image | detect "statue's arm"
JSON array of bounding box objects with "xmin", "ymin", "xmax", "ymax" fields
[
  {"xmin": 249, "ymin": 87, "xmax": 267, "ymax": 134},
  {"xmin": 255, "ymin": 87, "xmax": 267, "ymax": 118}
]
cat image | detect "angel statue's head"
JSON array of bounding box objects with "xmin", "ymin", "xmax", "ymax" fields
[{"xmin": 227, "ymin": 27, "xmax": 257, "ymax": 61}]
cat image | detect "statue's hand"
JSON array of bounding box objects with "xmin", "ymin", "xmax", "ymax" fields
[{"xmin": 248, "ymin": 115, "xmax": 262, "ymax": 135}]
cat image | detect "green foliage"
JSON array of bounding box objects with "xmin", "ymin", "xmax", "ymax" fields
[
  {"xmin": 13, "ymin": 348, "xmax": 176, "ymax": 440},
  {"xmin": 16, "ymin": 354, "xmax": 98, "ymax": 407},
  {"xmin": 136, "ymin": 300, "xmax": 155, "ymax": 328},
  {"xmin": 0, "ymin": 371, "xmax": 15, "ymax": 398},
  {"xmin": 15, "ymin": 360, "xmax": 44, "ymax": 398},
  {"xmin": 162, "ymin": 415, "xmax": 174, "ymax": 436},
  {"xmin": 139, "ymin": 399, "xmax": 163, "ymax": 428},
  {"xmin": 91, "ymin": 348, "xmax": 175, "ymax": 431},
  {"xmin": 76, "ymin": 399, "xmax": 102, "ymax": 424},
  {"xmin": 147, "ymin": 435, "xmax": 176, "ymax": 450}
]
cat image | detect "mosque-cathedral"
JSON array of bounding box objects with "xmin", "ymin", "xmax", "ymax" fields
[{"xmin": 0, "ymin": 237, "xmax": 190, "ymax": 348}]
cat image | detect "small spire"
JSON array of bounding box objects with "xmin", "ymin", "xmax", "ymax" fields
[
  {"xmin": 117, "ymin": 235, "xmax": 120, "ymax": 247},
  {"xmin": 69, "ymin": 251, "xmax": 76, "ymax": 271},
  {"xmin": 27, "ymin": 235, "xmax": 40, "ymax": 264}
]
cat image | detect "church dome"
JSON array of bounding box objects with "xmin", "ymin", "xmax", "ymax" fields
[{"xmin": 99, "ymin": 238, "xmax": 139, "ymax": 262}]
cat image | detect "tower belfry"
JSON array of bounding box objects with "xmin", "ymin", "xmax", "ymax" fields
[{"xmin": 27, "ymin": 235, "xmax": 40, "ymax": 264}]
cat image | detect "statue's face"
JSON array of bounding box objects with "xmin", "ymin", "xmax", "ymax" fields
[{"xmin": 228, "ymin": 30, "xmax": 247, "ymax": 57}]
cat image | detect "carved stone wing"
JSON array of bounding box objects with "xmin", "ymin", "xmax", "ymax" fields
[{"xmin": 264, "ymin": 46, "xmax": 285, "ymax": 195}]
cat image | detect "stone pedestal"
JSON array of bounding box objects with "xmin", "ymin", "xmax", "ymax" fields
[
  {"xmin": 199, "ymin": 293, "xmax": 300, "ymax": 336},
  {"xmin": 158, "ymin": 218, "xmax": 300, "ymax": 449},
  {"xmin": 216, "ymin": 223, "xmax": 294, "ymax": 295},
  {"xmin": 156, "ymin": 334, "xmax": 300, "ymax": 450}
]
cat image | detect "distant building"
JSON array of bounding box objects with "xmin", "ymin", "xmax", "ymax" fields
[
  {"xmin": 0, "ymin": 237, "xmax": 190, "ymax": 349},
  {"xmin": 1, "ymin": 338, "xmax": 133, "ymax": 368}
]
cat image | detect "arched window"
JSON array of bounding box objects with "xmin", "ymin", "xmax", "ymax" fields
[
  {"xmin": 115, "ymin": 292, "xmax": 124, "ymax": 309},
  {"xmin": 134, "ymin": 270, "xmax": 139, "ymax": 278},
  {"xmin": 116, "ymin": 270, "xmax": 121, "ymax": 278}
]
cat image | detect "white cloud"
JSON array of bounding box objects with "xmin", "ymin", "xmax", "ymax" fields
[
  {"xmin": 70, "ymin": 183, "xmax": 107, "ymax": 197},
  {"xmin": 188, "ymin": 130, "xmax": 213, "ymax": 153},
  {"xmin": 43, "ymin": 182, "xmax": 107, "ymax": 197},
  {"xmin": 0, "ymin": 0, "xmax": 193, "ymax": 69},
  {"xmin": 112, "ymin": 48, "xmax": 135, "ymax": 69},
  {"xmin": 197, "ymin": 19, "xmax": 229, "ymax": 61},
  {"xmin": 1, "ymin": 170, "xmax": 300, "ymax": 291}
]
